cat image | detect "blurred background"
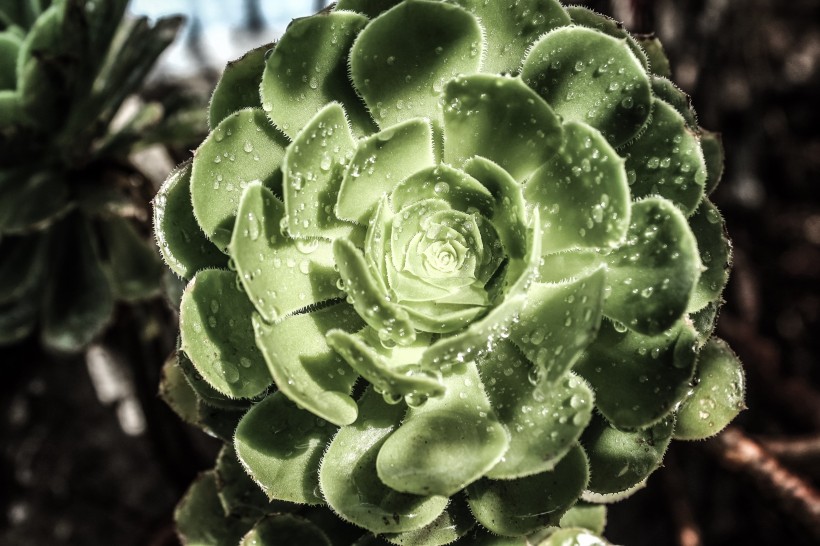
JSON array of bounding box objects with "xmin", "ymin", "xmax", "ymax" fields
[{"xmin": 1, "ymin": 0, "xmax": 819, "ymax": 545}]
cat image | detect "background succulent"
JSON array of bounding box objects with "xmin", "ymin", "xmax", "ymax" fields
[
  {"xmin": 156, "ymin": 0, "xmax": 745, "ymax": 544},
  {"xmin": 0, "ymin": 0, "xmax": 203, "ymax": 352}
]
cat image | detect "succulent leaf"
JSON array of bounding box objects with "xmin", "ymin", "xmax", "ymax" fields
[
  {"xmin": 180, "ymin": 269, "xmax": 272, "ymax": 399},
  {"xmin": 466, "ymin": 444, "xmax": 590, "ymax": 536},
  {"xmin": 209, "ymin": 43, "xmax": 268, "ymax": 129},
  {"xmin": 240, "ymin": 515, "xmax": 333, "ymax": 546},
  {"xmin": 320, "ymin": 387, "xmax": 449, "ymax": 533},
  {"xmin": 175, "ymin": 472, "xmax": 253, "ymax": 546},
  {"xmin": 674, "ymin": 337, "xmax": 745, "ymax": 440},
  {"xmin": 235, "ymin": 392, "xmax": 336, "ymax": 504}
]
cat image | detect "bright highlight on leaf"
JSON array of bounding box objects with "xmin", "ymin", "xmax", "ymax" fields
[{"xmin": 156, "ymin": 1, "xmax": 740, "ymax": 544}]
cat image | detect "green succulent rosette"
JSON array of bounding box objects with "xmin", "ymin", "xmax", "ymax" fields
[
  {"xmin": 0, "ymin": 0, "xmax": 202, "ymax": 352},
  {"xmin": 157, "ymin": 1, "xmax": 744, "ymax": 544}
]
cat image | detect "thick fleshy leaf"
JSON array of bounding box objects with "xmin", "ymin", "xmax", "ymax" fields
[
  {"xmin": 575, "ymin": 320, "xmax": 698, "ymax": 429},
  {"xmin": 467, "ymin": 445, "xmax": 589, "ymax": 536},
  {"xmin": 509, "ymin": 270, "xmax": 605, "ymax": 383},
  {"xmin": 0, "ymin": 293, "xmax": 37, "ymax": 345},
  {"xmin": 675, "ymin": 338, "xmax": 745, "ymax": 440},
  {"xmin": 651, "ymin": 77, "xmax": 698, "ymax": 130},
  {"xmin": 337, "ymin": 118, "xmax": 435, "ymax": 224},
  {"xmin": 700, "ymin": 129, "xmax": 725, "ymax": 195},
  {"xmin": 0, "ymin": 89, "xmax": 22, "ymax": 126},
  {"xmin": 382, "ymin": 496, "xmax": 474, "ymax": 546},
  {"xmin": 452, "ymin": 0, "xmax": 570, "ymax": 74},
  {"xmin": 535, "ymin": 528, "xmax": 609, "ymax": 546},
  {"xmin": 690, "ymin": 300, "xmax": 720, "ymax": 347},
  {"xmin": 0, "ymin": 167, "xmax": 68, "ymax": 234},
  {"xmin": 377, "ymin": 361, "xmax": 508, "ymax": 495},
  {"xmin": 240, "ymin": 515, "xmax": 332, "ymax": 546},
  {"xmin": 253, "ymin": 303, "xmax": 363, "ymax": 426},
  {"xmin": 349, "ymin": 0, "xmax": 483, "ymax": 129},
  {"xmin": 334, "ymin": 238, "xmax": 416, "ymax": 346},
  {"xmin": 634, "ymin": 35, "xmax": 671, "ymax": 78},
  {"xmin": 335, "ymin": 0, "xmax": 403, "ymax": 18},
  {"xmin": 17, "ymin": 6, "xmax": 65, "ymax": 129},
  {"xmin": 537, "ymin": 250, "xmax": 603, "ymax": 285},
  {"xmin": 176, "ymin": 351, "xmax": 250, "ymax": 411},
  {"xmin": 525, "ymin": 120, "xmax": 630, "ymax": 254},
  {"xmin": 195, "ymin": 402, "xmax": 245, "ymax": 444},
  {"xmin": 687, "ymin": 199, "xmax": 731, "ymax": 312},
  {"xmin": 234, "ymin": 392, "xmax": 336, "ymax": 504},
  {"xmin": 621, "ymin": 98, "xmax": 707, "ymax": 214},
  {"xmin": 326, "ymin": 328, "xmax": 445, "ymax": 401},
  {"xmin": 99, "ymin": 215, "xmax": 163, "ymax": 301},
  {"xmin": 190, "ymin": 108, "xmax": 286, "ymax": 250},
  {"xmin": 481, "ymin": 340, "xmax": 594, "ymax": 479},
  {"xmin": 231, "ymin": 182, "xmax": 343, "ymax": 322},
  {"xmin": 261, "ymin": 11, "xmax": 372, "ymax": 139},
  {"xmin": 565, "ymin": 6, "xmax": 648, "ymax": 71},
  {"xmin": 391, "ymin": 164, "xmax": 494, "ymax": 218},
  {"xmin": 179, "ymin": 269, "xmax": 272, "ymax": 399},
  {"xmin": 283, "ymin": 103, "xmax": 361, "ymax": 240},
  {"xmin": 175, "ymin": 472, "xmax": 252, "ymax": 546},
  {"xmin": 320, "ymin": 388, "xmax": 449, "ymax": 534},
  {"xmin": 159, "ymin": 352, "xmax": 200, "ymax": 426},
  {"xmin": 209, "ymin": 43, "xmax": 268, "ymax": 129},
  {"xmin": 442, "ymin": 74, "xmax": 562, "ymax": 182},
  {"xmin": 153, "ymin": 162, "xmax": 227, "ymax": 279},
  {"xmin": 42, "ymin": 216, "xmax": 114, "ymax": 353},
  {"xmin": 582, "ymin": 413, "xmax": 674, "ymax": 495},
  {"xmin": 522, "ymin": 26, "xmax": 651, "ymax": 148},
  {"xmin": 0, "ymin": 31, "xmax": 21, "ymax": 90},
  {"xmin": 463, "ymin": 157, "xmax": 529, "ymax": 260},
  {"xmin": 420, "ymin": 212, "xmax": 541, "ymax": 368},
  {"xmin": 604, "ymin": 197, "xmax": 701, "ymax": 336},
  {"xmin": 215, "ymin": 446, "xmax": 288, "ymax": 518},
  {"xmin": 558, "ymin": 503, "xmax": 607, "ymax": 535}
]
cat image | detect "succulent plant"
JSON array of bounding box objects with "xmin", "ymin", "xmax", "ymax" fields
[
  {"xmin": 0, "ymin": 0, "xmax": 201, "ymax": 352},
  {"xmin": 157, "ymin": 0, "xmax": 745, "ymax": 544}
]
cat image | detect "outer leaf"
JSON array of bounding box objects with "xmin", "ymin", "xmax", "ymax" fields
[
  {"xmin": 261, "ymin": 11, "xmax": 372, "ymax": 138},
  {"xmin": 349, "ymin": 0, "xmax": 483, "ymax": 129},
  {"xmin": 209, "ymin": 43, "xmax": 268, "ymax": 129},
  {"xmin": 195, "ymin": 402, "xmax": 245, "ymax": 444},
  {"xmin": 575, "ymin": 320, "xmax": 698, "ymax": 429},
  {"xmin": 177, "ymin": 350, "xmax": 250, "ymax": 411},
  {"xmin": 234, "ymin": 392, "xmax": 336, "ymax": 504},
  {"xmin": 190, "ymin": 108, "xmax": 286, "ymax": 250},
  {"xmin": 481, "ymin": 340, "xmax": 594, "ymax": 480},
  {"xmin": 603, "ymin": 197, "xmax": 701, "ymax": 336},
  {"xmin": 0, "ymin": 232, "xmax": 44, "ymax": 304},
  {"xmin": 253, "ymin": 302, "xmax": 363, "ymax": 426},
  {"xmin": 377, "ymin": 361, "xmax": 509, "ymax": 496},
  {"xmin": 0, "ymin": 167, "xmax": 68, "ymax": 234},
  {"xmin": 565, "ymin": 6, "xmax": 648, "ymax": 71},
  {"xmin": 509, "ymin": 270, "xmax": 605, "ymax": 383},
  {"xmin": 621, "ymin": 98, "xmax": 707, "ymax": 214},
  {"xmin": 0, "ymin": 31, "xmax": 20, "ymax": 89},
  {"xmin": 42, "ymin": 216, "xmax": 114, "ymax": 353},
  {"xmin": 634, "ymin": 35, "xmax": 671, "ymax": 78},
  {"xmin": 525, "ymin": 120, "xmax": 630, "ymax": 254},
  {"xmin": 215, "ymin": 445, "xmax": 289, "ymax": 519},
  {"xmin": 0, "ymin": 292, "xmax": 37, "ymax": 345},
  {"xmin": 451, "ymin": 0, "xmax": 570, "ymax": 75},
  {"xmin": 179, "ymin": 269, "xmax": 272, "ymax": 399},
  {"xmin": 467, "ymin": 445, "xmax": 589, "ymax": 536},
  {"xmin": 582, "ymin": 413, "xmax": 674, "ymax": 495},
  {"xmin": 675, "ymin": 338, "xmax": 745, "ymax": 440},
  {"xmin": 175, "ymin": 472, "xmax": 252, "ymax": 546},
  {"xmin": 158, "ymin": 352, "xmax": 200, "ymax": 426},
  {"xmin": 320, "ymin": 388, "xmax": 449, "ymax": 534},
  {"xmin": 335, "ymin": 0, "xmax": 403, "ymax": 18},
  {"xmin": 153, "ymin": 161, "xmax": 226, "ymax": 279},
  {"xmin": 522, "ymin": 26, "xmax": 651, "ymax": 148},
  {"xmin": 651, "ymin": 77, "xmax": 698, "ymax": 130},
  {"xmin": 231, "ymin": 182, "xmax": 343, "ymax": 322},
  {"xmin": 442, "ymin": 74, "xmax": 562, "ymax": 182},
  {"xmin": 558, "ymin": 503, "xmax": 607, "ymax": 535},
  {"xmin": 383, "ymin": 496, "xmax": 475, "ymax": 546},
  {"xmin": 240, "ymin": 515, "xmax": 332, "ymax": 546},
  {"xmin": 283, "ymin": 103, "xmax": 361, "ymax": 240},
  {"xmin": 337, "ymin": 118, "xmax": 435, "ymax": 225},
  {"xmin": 687, "ymin": 199, "xmax": 731, "ymax": 312},
  {"xmin": 700, "ymin": 129, "xmax": 725, "ymax": 195}
]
